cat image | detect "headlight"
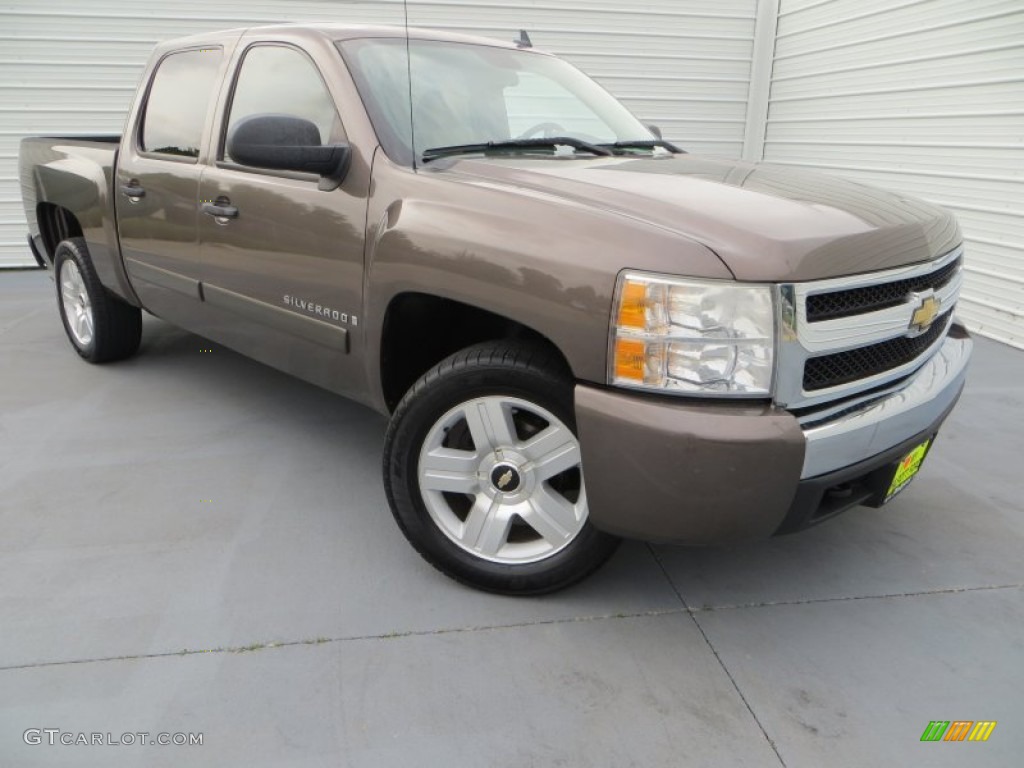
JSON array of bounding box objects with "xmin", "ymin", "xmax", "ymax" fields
[{"xmin": 609, "ymin": 272, "xmax": 775, "ymax": 396}]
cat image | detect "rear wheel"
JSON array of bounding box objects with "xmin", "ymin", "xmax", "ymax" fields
[
  {"xmin": 383, "ymin": 341, "xmax": 620, "ymax": 594},
  {"xmin": 54, "ymin": 237, "xmax": 141, "ymax": 363}
]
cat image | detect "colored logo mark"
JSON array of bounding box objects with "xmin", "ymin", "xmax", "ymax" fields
[
  {"xmin": 910, "ymin": 295, "xmax": 941, "ymax": 332},
  {"xmin": 920, "ymin": 721, "xmax": 996, "ymax": 742}
]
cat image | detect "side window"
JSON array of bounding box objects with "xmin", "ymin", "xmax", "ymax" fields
[
  {"xmin": 225, "ymin": 45, "xmax": 341, "ymax": 164},
  {"xmin": 141, "ymin": 49, "xmax": 222, "ymax": 159}
]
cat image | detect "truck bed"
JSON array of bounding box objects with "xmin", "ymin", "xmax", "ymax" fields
[{"xmin": 19, "ymin": 134, "xmax": 136, "ymax": 302}]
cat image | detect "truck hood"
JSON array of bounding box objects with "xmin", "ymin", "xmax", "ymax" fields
[{"xmin": 435, "ymin": 154, "xmax": 960, "ymax": 282}]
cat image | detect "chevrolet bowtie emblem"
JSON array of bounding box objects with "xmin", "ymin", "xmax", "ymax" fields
[
  {"xmin": 910, "ymin": 295, "xmax": 941, "ymax": 332},
  {"xmin": 496, "ymin": 470, "xmax": 513, "ymax": 489}
]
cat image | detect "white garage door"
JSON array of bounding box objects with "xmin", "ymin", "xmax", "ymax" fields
[
  {"xmin": 762, "ymin": 0, "xmax": 1024, "ymax": 348},
  {"xmin": 0, "ymin": 0, "xmax": 758, "ymax": 267}
]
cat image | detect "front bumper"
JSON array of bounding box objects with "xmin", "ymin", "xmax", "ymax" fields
[{"xmin": 575, "ymin": 325, "xmax": 972, "ymax": 545}]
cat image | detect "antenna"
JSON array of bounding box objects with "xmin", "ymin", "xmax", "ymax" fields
[
  {"xmin": 403, "ymin": 0, "xmax": 417, "ymax": 170},
  {"xmin": 514, "ymin": 29, "xmax": 532, "ymax": 48}
]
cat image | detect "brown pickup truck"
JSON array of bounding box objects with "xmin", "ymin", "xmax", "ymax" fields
[{"xmin": 19, "ymin": 24, "xmax": 972, "ymax": 594}]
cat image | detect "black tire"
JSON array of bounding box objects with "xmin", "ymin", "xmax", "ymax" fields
[
  {"xmin": 383, "ymin": 340, "xmax": 621, "ymax": 595},
  {"xmin": 53, "ymin": 237, "xmax": 142, "ymax": 363}
]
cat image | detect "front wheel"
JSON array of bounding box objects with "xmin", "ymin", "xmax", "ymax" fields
[{"xmin": 383, "ymin": 341, "xmax": 620, "ymax": 594}]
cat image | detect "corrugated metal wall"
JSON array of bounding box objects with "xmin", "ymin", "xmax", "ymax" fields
[
  {"xmin": 6, "ymin": 1, "xmax": 1020, "ymax": 349},
  {"xmin": 763, "ymin": 0, "xmax": 1024, "ymax": 349},
  {"xmin": 0, "ymin": 0, "xmax": 758, "ymax": 267}
]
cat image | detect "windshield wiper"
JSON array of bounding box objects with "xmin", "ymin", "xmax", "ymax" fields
[
  {"xmin": 600, "ymin": 139, "xmax": 684, "ymax": 154},
  {"xmin": 421, "ymin": 137, "xmax": 613, "ymax": 163}
]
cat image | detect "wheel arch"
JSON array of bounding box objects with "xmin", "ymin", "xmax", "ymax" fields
[
  {"xmin": 378, "ymin": 292, "xmax": 573, "ymax": 412},
  {"xmin": 36, "ymin": 203, "xmax": 84, "ymax": 264}
]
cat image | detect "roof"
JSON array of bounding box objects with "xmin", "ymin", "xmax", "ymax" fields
[{"xmin": 160, "ymin": 23, "xmax": 535, "ymax": 53}]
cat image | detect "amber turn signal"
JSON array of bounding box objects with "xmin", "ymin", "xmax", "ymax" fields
[
  {"xmin": 614, "ymin": 338, "xmax": 646, "ymax": 382},
  {"xmin": 616, "ymin": 280, "xmax": 648, "ymax": 329}
]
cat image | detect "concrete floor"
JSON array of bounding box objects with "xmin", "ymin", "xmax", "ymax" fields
[{"xmin": 1, "ymin": 269, "xmax": 1021, "ymax": 767}]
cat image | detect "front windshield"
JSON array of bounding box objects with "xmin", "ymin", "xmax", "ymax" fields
[{"xmin": 339, "ymin": 37, "xmax": 655, "ymax": 165}]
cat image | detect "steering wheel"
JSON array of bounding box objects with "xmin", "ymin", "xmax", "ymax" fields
[{"xmin": 517, "ymin": 121, "xmax": 567, "ymax": 139}]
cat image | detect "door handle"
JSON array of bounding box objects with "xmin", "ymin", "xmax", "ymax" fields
[
  {"xmin": 120, "ymin": 182, "xmax": 145, "ymax": 201},
  {"xmin": 201, "ymin": 202, "xmax": 239, "ymax": 220}
]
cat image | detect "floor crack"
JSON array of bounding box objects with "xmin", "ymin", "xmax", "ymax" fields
[
  {"xmin": 695, "ymin": 582, "xmax": 1024, "ymax": 612},
  {"xmin": 0, "ymin": 607, "xmax": 688, "ymax": 673},
  {"xmin": 648, "ymin": 544, "xmax": 788, "ymax": 768}
]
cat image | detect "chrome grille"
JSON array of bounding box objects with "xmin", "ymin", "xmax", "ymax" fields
[
  {"xmin": 775, "ymin": 245, "xmax": 963, "ymax": 409},
  {"xmin": 806, "ymin": 257, "xmax": 961, "ymax": 322},
  {"xmin": 803, "ymin": 313, "xmax": 951, "ymax": 391}
]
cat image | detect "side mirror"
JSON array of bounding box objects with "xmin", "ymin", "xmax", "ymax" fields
[
  {"xmin": 226, "ymin": 114, "xmax": 350, "ymax": 189},
  {"xmin": 647, "ymin": 124, "xmax": 663, "ymax": 140}
]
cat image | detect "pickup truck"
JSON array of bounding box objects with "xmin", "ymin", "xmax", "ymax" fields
[{"xmin": 19, "ymin": 23, "xmax": 972, "ymax": 594}]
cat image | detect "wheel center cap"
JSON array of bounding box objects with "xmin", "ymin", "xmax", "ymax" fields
[{"xmin": 490, "ymin": 463, "xmax": 522, "ymax": 493}]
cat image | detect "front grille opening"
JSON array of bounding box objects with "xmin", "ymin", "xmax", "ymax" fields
[
  {"xmin": 807, "ymin": 257, "xmax": 961, "ymax": 322},
  {"xmin": 803, "ymin": 314, "xmax": 949, "ymax": 391}
]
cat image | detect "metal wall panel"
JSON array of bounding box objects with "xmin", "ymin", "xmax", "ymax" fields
[
  {"xmin": 0, "ymin": 0, "xmax": 757, "ymax": 267},
  {"xmin": 765, "ymin": 0, "xmax": 1024, "ymax": 348}
]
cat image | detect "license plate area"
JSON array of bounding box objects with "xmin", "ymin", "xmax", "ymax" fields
[
  {"xmin": 862, "ymin": 437, "xmax": 934, "ymax": 506},
  {"xmin": 886, "ymin": 439, "xmax": 932, "ymax": 501}
]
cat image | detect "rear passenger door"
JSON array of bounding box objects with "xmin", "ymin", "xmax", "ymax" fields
[
  {"xmin": 115, "ymin": 46, "xmax": 225, "ymax": 323},
  {"xmin": 197, "ymin": 43, "xmax": 367, "ymax": 396}
]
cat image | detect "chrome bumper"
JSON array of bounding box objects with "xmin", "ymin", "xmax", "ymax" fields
[{"xmin": 801, "ymin": 329, "xmax": 972, "ymax": 478}]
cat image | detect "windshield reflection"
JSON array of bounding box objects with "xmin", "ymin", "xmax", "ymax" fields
[{"xmin": 339, "ymin": 38, "xmax": 656, "ymax": 166}]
